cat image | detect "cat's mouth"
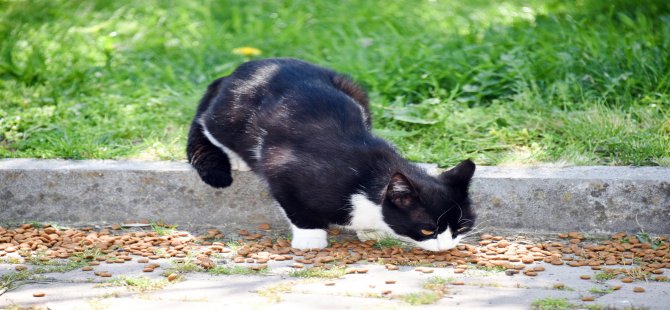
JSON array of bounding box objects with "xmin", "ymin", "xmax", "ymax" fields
[
  {"xmin": 413, "ymin": 234, "xmax": 463, "ymax": 252},
  {"xmin": 394, "ymin": 228, "xmax": 464, "ymax": 252}
]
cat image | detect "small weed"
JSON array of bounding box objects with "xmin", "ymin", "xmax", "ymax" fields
[
  {"xmin": 73, "ymin": 247, "xmax": 106, "ymax": 262},
  {"xmin": 1, "ymin": 257, "xmax": 22, "ymax": 264},
  {"xmin": 227, "ymin": 241, "xmax": 244, "ymax": 251},
  {"xmin": 1, "ymin": 270, "xmax": 38, "ymax": 292},
  {"xmin": 623, "ymin": 267, "xmax": 650, "ymax": 281},
  {"xmin": 164, "ymin": 256, "xmax": 204, "ymax": 275},
  {"xmin": 531, "ymin": 297, "xmax": 573, "ymax": 310},
  {"xmin": 636, "ymin": 232, "xmax": 663, "ymax": 250},
  {"xmin": 99, "ymin": 291, "xmax": 122, "ymax": 298},
  {"xmin": 469, "ymin": 264, "xmax": 507, "ymax": 273},
  {"xmin": 150, "ymin": 222, "xmax": 177, "ymax": 236},
  {"xmin": 400, "ymin": 291, "xmax": 442, "ymax": 305},
  {"xmin": 258, "ymin": 282, "xmax": 294, "ymax": 303},
  {"xmin": 209, "ymin": 265, "xmax": 267, "ymax": 276},
  {"xmin": 422, "ymin": 276, "xmax": 454, "ymax": 292},
  {"xmin": 589, "ymin": 287, "xmax": 614, "ymax": 295},
  {"xmin": 103, "ymin": 276, "xmax": 169, "ymax": 292},
  {"xmin": 551, "ymin": 284, "xmax": 574, "ymax": 291},
  {"xmin": 288, "ymin": 266, "xmax": 345, "ymax": 279},
  {"xmin": 594, "ymin": 271, "xmax": 618, "ymax": 281},
  {"xmin": 373, "ymin": 237, "xmax": 406, "ymax": 249}
]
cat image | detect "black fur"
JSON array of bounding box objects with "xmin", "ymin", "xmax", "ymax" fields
[{"xmin": 187, "ymin": 58, "xmax": 475, "ymax": 244}]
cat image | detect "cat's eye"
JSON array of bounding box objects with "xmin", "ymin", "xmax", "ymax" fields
[{"xmin": 420, "ymin": 229, "xmax": 434, "ymax": 236}]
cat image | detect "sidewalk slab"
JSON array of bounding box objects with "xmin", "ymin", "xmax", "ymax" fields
[{"xmin": 1, "ymin": 159, "xmax": 669, "ymax": 234}]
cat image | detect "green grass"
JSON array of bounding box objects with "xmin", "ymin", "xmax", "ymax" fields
[
  {"xmin": 373, "ymin": 236, "xmax": 406, "ymax": 249},
  {"xmin": 103, "ymin": 276, "xmax": 169, "ymax": 292},
  {"xmin": 288, "ymin": 266, "xmax": 346, "ymax": 279},
  {"xmin": 150, "ymin": 222, "xmax": 177, "ymax": 236},
  {"xmin": 208, "ymin": 265, "xmax": 267, "ymax": 276},
  {"xmin": 1, "ymin": 0, "xmax": 669, "ymax": 166},
  {"xmin": 594, "ymin": 271, "xmax": 618, "ymax": 281},
  {"xmin": 531, "ymin": 298, "xmax": 573, "ymax": 310},
  {"xmin": 589, "ymin": 287, "xmax": 614, "ymax": 295},
  {"xmin": 401, "ymin": 291, "xmax": 442, "ymax": 305}
]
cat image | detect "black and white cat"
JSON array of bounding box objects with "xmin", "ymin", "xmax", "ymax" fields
[{"xmin": 187, "ymin": 58, "xmax": 476, "ymax": 251}]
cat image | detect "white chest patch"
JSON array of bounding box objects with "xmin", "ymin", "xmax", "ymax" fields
[{"xmin": 346, "ymin": 193, "xmax": 393, "ymax": 234}]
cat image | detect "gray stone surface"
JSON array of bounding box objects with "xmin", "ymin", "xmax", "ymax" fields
[
  {"xmin": 1, "ymin": 248, "xmax": 668, "ymax": 309},
  {"xmin": 1, "ymin": 159, "xmax": 669, "ymax": 234}
]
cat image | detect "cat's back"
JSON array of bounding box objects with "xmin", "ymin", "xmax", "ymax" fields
[{"xmin": 232, "ymin": 59, "xmax": 369, "ymax": 137}]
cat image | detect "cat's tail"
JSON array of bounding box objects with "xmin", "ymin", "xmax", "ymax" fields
[{"xmin": 187, "ymin": 78, "xmax": 233, "ymax": 188}]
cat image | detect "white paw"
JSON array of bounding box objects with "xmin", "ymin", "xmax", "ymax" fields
[
  {"xmin": 291, "ymin": 225, "xmax": 327, "ymax": 249},
  {"xmin": 356, "ymin": 230, "xmax": 388, "ymax": 242}
]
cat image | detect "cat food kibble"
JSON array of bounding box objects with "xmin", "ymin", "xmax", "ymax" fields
[
  {"xmin": 633, "ymin": 287, "xmax": 645, "ymax": 293},
  {"xmin": 0, "ymin": 222, "xmax": 667, "ymax": 299},
  {"xmin": 258, "ymin": 223, "xmax": 271, "ymax": 230},
  {"xmin": 167, "ymin": 273, "xmax": 178, "ymax": 281},
  {"xmin": 581, "ymin": 296, "xmax": 594, "ymax": 302},
  {"xmin": 32, "ymin": 292, "xmax": 46, "ymax": 298}
]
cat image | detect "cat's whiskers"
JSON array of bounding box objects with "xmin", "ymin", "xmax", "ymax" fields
[{"xmin": 460, "ymin": 219, "xmax": 492, "ymax": 240}]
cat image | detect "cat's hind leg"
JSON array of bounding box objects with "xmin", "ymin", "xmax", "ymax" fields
[{"xmin": 187, "ymin": 120, "xmax": 233, "ymax": 188}]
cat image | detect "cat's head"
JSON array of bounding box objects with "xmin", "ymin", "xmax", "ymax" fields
[{"xmin": 381, "ymin": 159, "xmax": 476, "ymax": 251}]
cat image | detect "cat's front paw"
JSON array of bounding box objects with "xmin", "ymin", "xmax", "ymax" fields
[
  {"xmin": 290, "ymin": 225, "xmax": 327, "ymax": 249},
  {"xmin": 199, "ymin": 169, "xmax": 233, "ymax": 188}
]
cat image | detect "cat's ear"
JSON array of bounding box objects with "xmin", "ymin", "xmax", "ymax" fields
[
  {"xmin": 386, "ymin": 172, "xmax": 416, "ymax": 208},
  {"xmin": 440, "ymin": 159, "xmax": 476, "ymax": 187}
]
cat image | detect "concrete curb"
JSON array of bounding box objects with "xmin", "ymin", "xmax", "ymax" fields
[{"xmin": 1, "ymin": 159, "xmax": 669, "ymax": 234}]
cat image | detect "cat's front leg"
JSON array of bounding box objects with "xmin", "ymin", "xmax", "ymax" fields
[{"xmin": 290, "ymin": 225, "xmax": 328, "ymax": 249}]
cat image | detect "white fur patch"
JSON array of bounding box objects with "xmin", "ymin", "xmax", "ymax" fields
[
  {"xmin": 200, "ymin": 120, "xmax": 251, "ymax": 171},
  {"xmin": 233, "ymin": 63, "xmax": 280, "ymax": 95},
  {"xmin": 347, "ymin": 193, "xmax": 393, "ymax": 233},
  {"xmin": 290, "ymin": 225, "xmax": 327, "ymax": 249},
  {"xmin": 347, "ymin": 193, "xmax": 462, "ymax": 251},
  {"xmin": 414, "ymin": 228, "xmax": 462, "ymax": 252}
]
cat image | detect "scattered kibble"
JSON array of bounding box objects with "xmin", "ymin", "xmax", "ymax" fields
[
  {"xmin": 0, "ymin": 223, "xmax": 668, "ymax": 291},
  {"xmin": 633, "ymin": 287, "xmax": 645, "ymax": 293},
  {"xmin": 167, "ymin": 273, "xmax": 178, "ymax": 281},
  {"xmin": 32, "ymin": 292, "xmax": 46, "ymax": 298}
]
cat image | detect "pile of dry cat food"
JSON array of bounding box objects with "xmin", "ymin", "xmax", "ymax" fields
[{"xmin": 0, "ymin": 223, "xmax": 668, "ymax": 282}]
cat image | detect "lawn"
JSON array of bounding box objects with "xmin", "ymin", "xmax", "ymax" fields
[{"xmin": 1, "ymin": 0, "xmax": 669, "ymax": 166}]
